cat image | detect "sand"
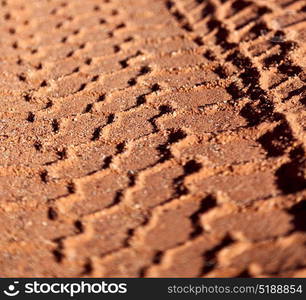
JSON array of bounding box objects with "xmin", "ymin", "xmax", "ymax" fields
[{"xmin": 0, "ymin": 0, "xmax": 305, "ymax": 277}]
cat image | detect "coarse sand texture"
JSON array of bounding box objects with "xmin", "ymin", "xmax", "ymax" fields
[{"xmin": 0, "ymin": 0, "xmax": 305, "ymax": 277}]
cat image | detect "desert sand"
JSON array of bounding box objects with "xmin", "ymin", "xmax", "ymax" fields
[{"xmin": 0, "ymin": 0, "xmax": 305, "ymax": 277}]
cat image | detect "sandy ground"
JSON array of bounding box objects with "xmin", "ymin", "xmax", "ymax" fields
[{"xmin": 0, "ymin": 0, "xmax": 305, "ymax": 277}]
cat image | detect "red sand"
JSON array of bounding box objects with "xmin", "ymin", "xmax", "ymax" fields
[{"xmin": 0, "ymin": 0, "xmax": 305, "ymax": 277}]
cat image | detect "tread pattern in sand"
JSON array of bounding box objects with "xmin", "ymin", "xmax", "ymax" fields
[{"xmin": 0, "ymin": 0, "xmax": 305, "ymax": 277}]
